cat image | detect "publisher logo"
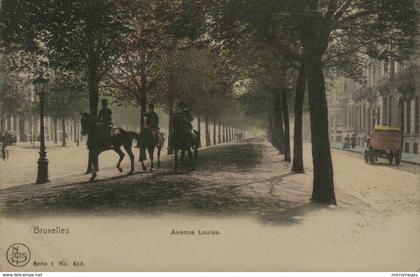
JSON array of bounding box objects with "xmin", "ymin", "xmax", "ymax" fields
[{"xmin": 6, "ymin": 243, "xmax": 31, "ymax": 267}]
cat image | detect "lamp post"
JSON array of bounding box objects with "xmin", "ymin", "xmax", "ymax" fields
[{"xmin": 33, "ymin": 72, "xmax": 49, "ymax": 184}]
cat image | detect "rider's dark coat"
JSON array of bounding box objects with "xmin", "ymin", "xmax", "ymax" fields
[
  {"xmin": 144, "ymin": 111, "xmax": 159, "ymax": 130},
  {"xmin": 97, "ymin": 107, "xmax": 113, "ymax": 143},
  {"xmin": 98, "ymin": 107, "xmax": 113, "ymax": 127},
  {"xmin": 178, "ymin": 109, "xmax": 193, "ymax": 131}
]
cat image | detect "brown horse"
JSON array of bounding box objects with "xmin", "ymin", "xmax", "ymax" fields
[{"xmin": 80, "ymin": 113, "xmax": 135, "ymax": 182}]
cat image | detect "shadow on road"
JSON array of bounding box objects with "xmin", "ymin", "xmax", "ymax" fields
[{"xmin": 0, "ymin": 141, "xmax": 320, "ymax": 225}]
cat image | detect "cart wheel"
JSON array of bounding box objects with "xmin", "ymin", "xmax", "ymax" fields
[
  {"xmin": 364, "ymin": 153, "xmax": 369, "ymax": 163},
  {"xmin": 395, "ymin": 152, "xmax": 401, "ymax": 165},
  {"xmin": 388, "ymin": 153, "xmax": 394, "ymax": 164}
]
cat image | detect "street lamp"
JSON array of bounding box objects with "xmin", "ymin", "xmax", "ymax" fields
[{"xmin": 33, "ymin": 72, "xmax": 49, "ymax": 184}]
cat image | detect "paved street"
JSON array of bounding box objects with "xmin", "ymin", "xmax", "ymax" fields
[
  {"xmin": 0, "ymin": 138, "xmax": 419, "ymax": 271},
  {"xmin": 1, "ymin": 137, "xmax": 419, "ymax": 215},
  {"xmin": 1, "ymin": 138, "xmax": 419, "ymax": 189}
]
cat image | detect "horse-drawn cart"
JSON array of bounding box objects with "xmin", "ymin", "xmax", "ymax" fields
[{"xmin": 364, "ymin": 125, "xmax": 402, "ymax": 165}]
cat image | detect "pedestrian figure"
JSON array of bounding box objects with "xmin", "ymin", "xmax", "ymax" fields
[{"xmin": 351, "ymin": 134, "xmax": 357, "ymax": 149}]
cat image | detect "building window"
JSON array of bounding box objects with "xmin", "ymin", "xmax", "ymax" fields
[
  {"xmin": 414, "ymin": 143, "xmax": 418, "ymax": 154},
  {"xmin": 404, "ymin": 142, "xmax": 410, "ymax": 153}
]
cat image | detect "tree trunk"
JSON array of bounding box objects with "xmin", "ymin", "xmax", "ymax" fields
[
  {"xmin": 139, "ymin": 94, "xmax": 147, "ymax": 161},
  {"xmin": 222, "ymin": 125, "xmax": 226, "ymax": 142},
  {"xmin": 53, "ymin": 118, "xmax": 58, "ymax": 143},
  {"xmin": 305, "ymin": 54, "xmax": 336, "ymax": 205},
  {"xmin": 273, "ymin": 94, "xmax": 285, "ymax": 153},
  {"xmin": 86, "ymin": 67, "xmax": 99, "ymax": 173},
  {"xmin": 213, "ymin": 119, "xmax": 216, "ymax": 145},
  {"xmin": 281, "ymin": 88, "xmax": 291, "ymax": 162},
  {"xmin": 73, "ymin": 118, "xmax": 77, "ymax": 143},
  {"xmin": 197, "ymin": 117, "xmax": 202, "ymax": 148},
  {"xmin": 167, "ymin": 97, "xmax": 174, "ymax": 155},
  {"xmin": 218, "ymin": 123, "xmax": 221, "ymax": 144},
  {"xmin": 61, "ymin": 118, "xmax": 66, "ymax": 147},
  {"xmin": 31, "ymin": 116, "xmax": 35, "ymax": 147},
  {"xmin": 292, "ymin": 66, "xmax": 306, "ymax": 173},
  {"xmin": 205, "ymin": 115, "xmax": 210, "ymax": 146},
  {"xmin": 0, "ymin": 114, "xmax": 4, "ymax": 133},
  {"xmin": 19, "ymin": 114, "xmax": 25, "ymax": 142},
  {"xmin": 76, "ymin": 120, "xmax": 80, "ymax": 146}
]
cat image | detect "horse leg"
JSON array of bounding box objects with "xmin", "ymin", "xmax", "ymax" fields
[
  {"xmin": 123, "ymin": 143, "xmax": 135, "ymax": 174},
  {"xmin": 141, "ymin": 146, "xmax": 147, "ymax": 171},
  {"xmin": 139, "ymin": 146, "xmax": 142, "ymax": 162},
  {"xmin": 193, "ymin": 146, "xmax": 198, "ymax": 170},
  {"xmin": 89, "ymin": 151, "xmax": 98, "ymax": 182},
  {"xmin": 147, "ymin": 147, "xmax": 155, "ymax": 172},
  {"xmin": 157, "ymin": 145, "xmax": 161, "ymax": 168},
  {"xmin": 180, "ymin": 149, "xmax": 185, "ymax": 164},
  {"xmin": 113, "ymin": 146, "xmax": 125, "ymax": 173},
  {"xmin": 187, "ymin": 148, "xmax": 193, "ymax": 168},
  {"xmin": 86, "ymin": 150, "xmax": 92, "ymax": 174}
]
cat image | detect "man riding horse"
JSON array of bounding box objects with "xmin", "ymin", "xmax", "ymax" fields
[
  {"xmin": 175, "ymin": 101, "xmax": 194, "ymax": 135},
  {"xmin": 144, "ymin": 103, "xmax": 159, "ymax": 132},
  {"xmin": 81, "ymin": 99, "xmax": 135, "ymax": 182},
  {"xmin": 172, "ymin": 101, "xmax": 200, "ymax": 171},
  {"xmin": 97, "ymin": 99, "xmax": 113, "ymax": 148},
  {"xmin": 136, "ymin": 103, "xmax": 165, "ymax": 171}
]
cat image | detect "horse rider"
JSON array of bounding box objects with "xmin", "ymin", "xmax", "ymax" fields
[
  {"xmin": 176, "ymin": 101, "xmax": 194, "ymax": 133},
  {"xmin": 97, "ymin": 99, "xmax": 113, "ymax": 146},
  {"xmin": 143, "ymin": 103, "xmax": 160, "ymax": 133}
]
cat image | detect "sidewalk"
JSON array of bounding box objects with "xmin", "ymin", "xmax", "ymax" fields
[{"xmin": 330, "ymin": 142, "xmax": 420, "ymax": 165}]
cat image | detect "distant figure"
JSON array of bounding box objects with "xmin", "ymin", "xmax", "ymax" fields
[
  {"xmin": 351, "ymin": 134, "xmax": 356, "ymax": 149},
  {"xmin": 343, "ymin": 134, "xmax": 350, "ymax": 149},
  {"xmin": 97, "ymin": 99, "xmax": 113, "ymax": 146},
  {"xmin": 1, "ymin": 142, "xmax": 6, "ymax": 160},
  {"xmin": 364, "ymin": 137, "xmax": 371, "ymax": 149}
]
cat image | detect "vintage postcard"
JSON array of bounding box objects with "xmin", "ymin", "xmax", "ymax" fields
[{"xmin": 0, "ymin": 0, "xmax": 419, "ymax": 273}]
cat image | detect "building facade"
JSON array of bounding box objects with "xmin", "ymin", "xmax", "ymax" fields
[{"xmin": 328, "ymin": 0, "xmax": 420, "ymax": 155}]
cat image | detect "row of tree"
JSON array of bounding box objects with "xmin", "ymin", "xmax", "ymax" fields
[{"xmin": 0, "ymin": 0, "xmax": 416, "ymax": 204}]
